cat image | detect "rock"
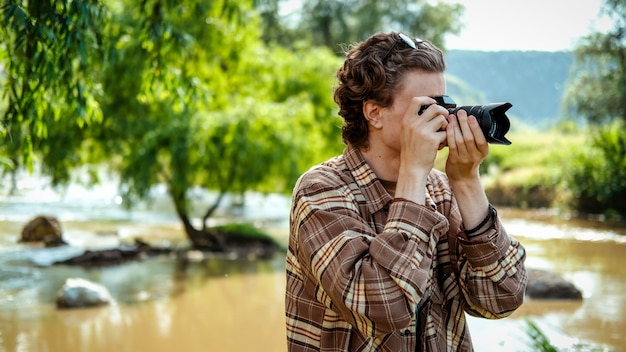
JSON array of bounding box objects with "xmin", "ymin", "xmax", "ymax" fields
[
  {"xmin": 526, "ymin": 268, "xmax": 583, "ymax": 300},
  {"xmin": 58, "ymin": 247, "xmax": 142, "ymax": 266},
  {"xmin": 56, "ymin": 278, "xmax": 113, "ymax": 309},
  {"xmin": 28, "ymin": 246, "xmax": 87, "ymax": 266},
  {"xmin": 20, "ymin": 215, "xmax": 64, "ymax": 243},
  {"xmin": 55, "ymin": 240, "xmax": 172, "ymax": 267},
  {"xmin": 44, "ymin": 235, "xmax": 68, "ymax": 247}
]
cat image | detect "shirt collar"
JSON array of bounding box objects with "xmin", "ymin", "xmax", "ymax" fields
[{"xmin": 343, "ymin": 145, "xmax": 394, "ymax": 214}]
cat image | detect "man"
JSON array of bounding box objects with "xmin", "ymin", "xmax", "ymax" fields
[{"xmin": 285, "ymin": 32, "xmax": 527, "ymax": 351}]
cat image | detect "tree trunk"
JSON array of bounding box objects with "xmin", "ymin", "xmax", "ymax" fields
[
  {"xmin": 177, "ymin": 210, "xmax": 225, "ymax": 251},
  {"xmin": 170, "ymin": 190, "xmax": 224, "ymax": 251}
]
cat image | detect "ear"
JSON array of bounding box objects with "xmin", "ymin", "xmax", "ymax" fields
[{"xmin": 363, "ymin": 100, "xmax": 384, "ymax": 129}]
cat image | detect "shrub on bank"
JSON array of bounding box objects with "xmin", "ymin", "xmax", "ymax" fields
[
  {"xmin": 479, "ymin": 120, "xmax": 626, "ymax": 219},
  {"xmin": 480, "ymin": 127, "xmax": 583, "ymax": 210},
  {"xmin": 422, "ymin": 119, "xmax": 626, "ymax": 218},
  {"xmin": 561, "ymin": 120, "xmax": 626, "ymax": 218}
]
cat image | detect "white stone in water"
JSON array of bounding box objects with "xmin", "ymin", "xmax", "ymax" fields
[{"xmin": 56, "ymin": 278, "xmax": 113, "ymax": 309}]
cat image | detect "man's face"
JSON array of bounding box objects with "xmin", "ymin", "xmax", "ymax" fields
[{"xmin": 381, "ymin": 70, "xmax": 446, "ymax": 151}]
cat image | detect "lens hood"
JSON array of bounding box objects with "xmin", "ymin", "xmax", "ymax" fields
[{"xmin": 451, "ymin": 102, "xmax": 512, "ymax": 145}]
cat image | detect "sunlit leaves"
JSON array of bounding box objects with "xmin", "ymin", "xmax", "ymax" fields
[
  {"xmin": 560, "ymin": 0, "xmax": 626, "ymax": 216},
  {"xmin": 564, "ymin": 0, "xmax": 626, "ymax": 124},
  {"xmin": 0, "ymin": 0, "xmax": 106, "ymax": 173},
  {"xmin": 1, "ymin": 0, "xmax": 345, "ymax": 234},
  {"xmin": 564, "ymin": 120, "xmax": 626, "ymax": 215},
  {"xmin": 87, "ymin": 0, "xmax": 342, "ymax": 231},
  {"xmin": 192, "ymin": 95, "xmax": 315, "ymax": 196},
  {"xmin": 261, "ymin": 0, "xmax": 464, "ymax": 51}
]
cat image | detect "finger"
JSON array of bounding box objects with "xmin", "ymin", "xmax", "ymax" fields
[
  {"xmin": 468, "ymin": 114, "xmax": 488, "ymax": 147},
  {"xmin": 409, "ymin": 96, "xmax": 437, "ymax": 116},
  {"xmin": 456, "ymin": 109, "xmax": 476, "ymax": 147},
  {"xmin": 452, "ymin": 114, "xmax": 471, "ymax": 156},
  {"xmin": 446, "ymin": 114, "xmax": 460, "ymax": 152},
  {"xmin": 439, "ymin": 113, "xmax": 449, "ymax": 131}
]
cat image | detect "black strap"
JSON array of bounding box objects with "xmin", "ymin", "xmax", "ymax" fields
[{"xmin": 464, "ymin": 204, "xmax": 495, "ymax": 236}]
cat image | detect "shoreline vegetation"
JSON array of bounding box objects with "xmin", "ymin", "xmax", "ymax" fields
[{"xmin": 437, "ymin": 119, "xmax": 626, "ymax": 224}]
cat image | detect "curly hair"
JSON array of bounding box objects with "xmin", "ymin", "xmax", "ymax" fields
[{"xmin": 333, "ymin": 32, "xmax": 446, "ymax": 149}]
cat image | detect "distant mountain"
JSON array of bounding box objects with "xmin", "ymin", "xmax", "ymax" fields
[{"xmin": 445, "ymin": 50, "xmax": 575, "ymax": 126}]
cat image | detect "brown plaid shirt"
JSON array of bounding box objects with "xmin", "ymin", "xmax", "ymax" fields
[{"xmin": 285, "ymin": 145, "xmax": 527, "ymax": 351}]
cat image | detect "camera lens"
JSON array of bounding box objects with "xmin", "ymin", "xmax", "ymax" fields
[{"xmin": 449, "ymin": 103, "xmax": 512, "ymax": 145}]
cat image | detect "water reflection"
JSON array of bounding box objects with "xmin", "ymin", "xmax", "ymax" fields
[
  {"xmin": 2, "ymin": 275, "xmax": 287, "ymax": 352},
  {"xmin": 502, "ymin": 236, "xmax": 626, "ymax": 350},
  {"xmin": 1, "ymin": 254, "xmax": 288, "ymax": 352}
]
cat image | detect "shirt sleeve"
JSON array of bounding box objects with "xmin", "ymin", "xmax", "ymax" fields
[
  {"xmin": 290, "ymin": 176, "xmax": 449, "ymax": 338},
  {"xmin": 454, "ymin": 207, "xmax": 528, "ymax": 319}
]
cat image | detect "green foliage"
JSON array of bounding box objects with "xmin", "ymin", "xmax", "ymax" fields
[
  {"xmin": 524, "ymin": 319, "xmax": 559, "ymax": 352},
  {"xmin": 473, "ymin": 125, "xmax": 585, "ymax": 209},
  {"xmin": 0, "ymin": 0, "xmax": 105, "ymax": 171},
  {"xmin": 564, "ymin": 0, "xmax": 626, "ymax": 124},
  {"xmin": 479, "ymin": 120, "xmax": 626, "ymax": 218},
  {"xmin": 523, "ymin": 318, "xmax": 611, "ymax": 352},
  {"xmin": 0, "ymin": 156, "xmax": 14, "ymax": 169},
  {"xmin": 88, "ymin": 0, "xmax": 341, "ymax": 234},
  {"xmin": 9, "ymin": 0, "xmax": 625, "ymax": 243},
  {"xmin": 486, "ymin": 133, "xmax": 577, "ymax": 177},
  {"xmin": 563, "ymin": 120, "xmax": 626, "ymax": 216},
  {"xmin": 1, "ymin": 0, "xmax": 343, "ymax": 245},
  {"xmin": 212, "ymin": 222, "xmax": 281, "ymax": 246},
  {"xmin": 256, "ymin": 0, "xmax": 464, "ymax": 51},
  {"xmin": 213, "ymin": 222, "xmax": 270, "ymax": 237}
]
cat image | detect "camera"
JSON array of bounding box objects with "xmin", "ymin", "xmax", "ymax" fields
[{"xmin": 420, "ymin": 95, "xmax": 512, "ymax": 145}]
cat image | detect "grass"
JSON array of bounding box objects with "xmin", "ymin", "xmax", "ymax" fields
[
  {"xmin": 212, "ymin": 222, "xmax": 286, "ymax": 251},
  {"xmin": 438, "ymin": 125, "xmax": 588, "ymax": 209},
  {"xmin": 523, "ymin": 319, "xmax": 612, "ymax": 352}
]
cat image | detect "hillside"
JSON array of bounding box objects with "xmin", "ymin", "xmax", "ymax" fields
[{"xmin": 445, "ymin": 50, "xmax": 575, "ymax": 126}]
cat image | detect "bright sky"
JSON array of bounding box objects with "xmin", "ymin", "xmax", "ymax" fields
[{"xmin": 443, "ymin": 0, "xmax": 614, "ymax": 51}]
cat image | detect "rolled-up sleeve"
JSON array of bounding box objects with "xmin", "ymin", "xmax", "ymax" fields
[{"xmin": 456, "ymin": 212, "xmax": 527, "ymax": 318}]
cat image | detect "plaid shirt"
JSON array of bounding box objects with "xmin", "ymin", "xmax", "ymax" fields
[{"xmin": 285, "ymin": 145, "xmax": 527, "ymax": 351}]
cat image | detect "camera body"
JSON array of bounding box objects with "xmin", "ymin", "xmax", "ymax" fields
[{"xmin": 421, "ymin": 95, "xmax": 512, "ymax": 145}]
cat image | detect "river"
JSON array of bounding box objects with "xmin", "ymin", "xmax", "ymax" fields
[{"xmin": 1, "ymin": 179, "xmax": 625, "ymax": 352}]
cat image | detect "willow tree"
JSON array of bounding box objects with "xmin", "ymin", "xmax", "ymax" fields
[
  {"xmin": 1, "ymin": 0, "xmax": 341, "ymax": 250},
  {"xmin": 0, "ymin": 0, "xmax": 106, "ymax": 189}
]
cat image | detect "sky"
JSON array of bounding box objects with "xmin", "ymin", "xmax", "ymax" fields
[{"xmin": 444, "ymin": 0, "xmax": 615, "ymax": 51}]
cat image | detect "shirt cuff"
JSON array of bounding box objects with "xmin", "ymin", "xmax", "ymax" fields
[
  {"xmin": 457, "ymin": 217, "xmax": 509, "ymax": 268},
  {"xmin": 386, "ymin": 198, "xmax": 446, "ymax": 239}
]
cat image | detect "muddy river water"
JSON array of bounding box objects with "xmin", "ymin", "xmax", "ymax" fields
[{"xmin": 1, "ymin": 188, "xmax": 625, "ymax": 351}]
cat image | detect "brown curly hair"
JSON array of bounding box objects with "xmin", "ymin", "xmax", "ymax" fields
[{"xmin": 334, "ymin": 32, "xmax": 446, "ymax": 149}]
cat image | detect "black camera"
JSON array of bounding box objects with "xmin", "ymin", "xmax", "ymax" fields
[{"xmin": 420, "ymin": 95, "xmax": 512, "ymax": 145}]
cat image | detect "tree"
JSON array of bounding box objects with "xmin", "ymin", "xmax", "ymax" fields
[
  {"xmin": 1, "ymin": 0, "xmax": 341, "ymax": 250},
  {"xmin": 95, "ymin": 0, "xmax": 341, "ymax": 250},
  {"xmin": 564, "ymin": 0, "xmax": 626, "ymax": 124},
  {"xmin": 561, "ymin": 0, "xmax": 626, "ymax": 217},
  {"xmin": 256, "ymin": 0, "xmax": 465, "ymax": 52}
]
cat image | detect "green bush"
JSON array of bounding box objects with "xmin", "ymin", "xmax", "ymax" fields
[
  {"xmin": 478, "ymin": 119, "xmax": 626, "ymax": 218},
  {"xmin": 479, "ymin": 127, "xmax": 583, "ymax": 209},
  {"xmin": 563, "ymin": 120, "xmax": 626, "ymax": 217}
]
